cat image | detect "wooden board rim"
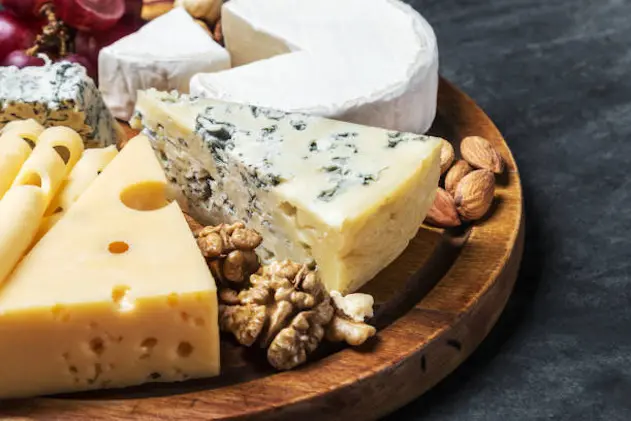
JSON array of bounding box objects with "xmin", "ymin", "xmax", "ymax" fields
[{"xmin": 1, "ymin": 77, "xmax": 524, "ymax": 421}]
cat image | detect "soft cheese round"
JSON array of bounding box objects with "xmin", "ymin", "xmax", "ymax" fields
[
  {"xmin": 189, "ymin": 0, "xmax": 439, "ymax": 134},
  {"xmin": 99, "ymin": 7, "xmax": 230, "ymax": 120}
]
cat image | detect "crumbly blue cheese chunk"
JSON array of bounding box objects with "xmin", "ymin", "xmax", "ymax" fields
[
  {"xmin": 132, "ymin": 89, "xmax": 441, "ymax": 293},
  {"xmin": 0, "ymin": 60, "xmax": 123, "ymax": 147}
]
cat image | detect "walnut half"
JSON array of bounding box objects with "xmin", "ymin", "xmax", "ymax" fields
[{"xmin": 218, "ymin": 262, "xmax": 335, "ymax": 370}]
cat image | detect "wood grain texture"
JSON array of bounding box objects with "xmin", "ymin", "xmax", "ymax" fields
[{"xmin": 0, "ymin": 78, "xmax": 524, "ymax": 420}]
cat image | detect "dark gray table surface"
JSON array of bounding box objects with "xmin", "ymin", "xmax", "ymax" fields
[{"xmin": 386, "ymin": 1, "xmax": 631, "ymax": 420}]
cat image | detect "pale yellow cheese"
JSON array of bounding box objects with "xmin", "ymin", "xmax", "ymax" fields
[
  {"xmin": 1, "ymin": 118, "xmax": 45, "ymax": 140},
  {"xmin": 33, "ymin": 146, "xmax": 118, "ymax": 244},
  {"xmin": 0, "ymin": 185, "xmax": 46, "ymax": 284},
  {"xmin": 0, "ymin": 135, "xmax": 219, "ymax": 399},
  {"xmin": 0, "ymin": 119, "xmax": 44, "ymax": 199},
  {"xmin": 11, "ymin": 126, "xmax": 85, "ymax": 207}
]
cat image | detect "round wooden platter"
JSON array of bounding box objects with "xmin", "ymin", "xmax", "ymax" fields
[{"xmin": 1, "ymin": 78, "xmax": 524, "ymax": 420}]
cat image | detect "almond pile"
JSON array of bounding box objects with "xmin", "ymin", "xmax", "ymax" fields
[{"xmin": 425, "ymin": 136, "xmax": 505, "ymax": 228}]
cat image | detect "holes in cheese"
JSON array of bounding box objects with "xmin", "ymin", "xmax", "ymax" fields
[
  {"xmin": 37, "ymin": 127, "xmax": 85, "ymax": 170},
  {"xmin": 177, "ymin": 342, "xmax": 194, "ymax": 358},
  {"xmin": 1, "ymin": 119, "xmax": 44, "ymax": 148},
  {"xmin": 119, "ymin": 181, "xmax": 170, "ymax": 211},
  {"xmin": 11, "ymin": 127, "xmax": 85, "ymax": 208},
  {"xmin": 53, "ymin": 145, "xmax": 71, "ymax": 165},
  {"xmin": 111, "ymin": 285, "xmax": 134, "ymax": 312},
  {"xmin": 108, "ymin": 241, "xmax": 130, "ymax": 254},
  {"xmin": 140, "ymin": 338, "xmax": 158, "ymax": 360},
  {"xmin": 89, "ymin": 337, "xmax": 106, "ymax": 355},
  {"xmin": 17, "ymin": 171, "xmax": 42, "ymax": 188}
]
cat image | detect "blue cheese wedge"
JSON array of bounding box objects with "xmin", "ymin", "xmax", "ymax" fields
[
  {"xmin": 0, "ymin": 60, "xmax": 123, "ymax": 147},
  {"xmin": 132, "ymin": 89, "xmax": 441, "ymax": 294}
]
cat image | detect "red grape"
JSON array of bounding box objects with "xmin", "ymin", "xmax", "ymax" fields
[
  {"xmin": 1, "ymin": 0, "xmax": 48, "ymax": 18},
  {"xmin": 59, "ymin": 53, "xmax": 97, "ymax": 80},
  {"xmin": 75, "ymin": 14, "xmax": 142, "ymax": 64},
  {"xmin": 53, "ymin": 0, "xmax": 125, "ymax": 32},
  {"xmin": 1, "ymin": 50, "xmax": 45, "ymax": 68},
  {"xmin": 0, "ymin": 11, "xmax": 35, "ymax": 62},
  {"xmin": 124, "ymin": 0, "xmax": 143, "ymax": 19}
]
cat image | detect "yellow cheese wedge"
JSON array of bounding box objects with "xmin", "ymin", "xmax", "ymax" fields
[
  {"xmin": 0, "ymin": 119, "xmax": 44, "ymax": 200},
  {"xmin": 0, "ymin": 185, "xmax": 46, "ymax": 284},
  {"xmin": 0, "ymin": 135, "xmax": 219, "ymax": 399},
  {"xmin": 11, "ymin": 126, "xmax": 85, "ymax": 208},
  {"xmin": 34, "ymin": 146, "xmax": 119, "ymax": 243}
]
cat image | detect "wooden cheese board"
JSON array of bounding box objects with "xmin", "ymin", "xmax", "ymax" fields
[{"xmin": 1, "ymin": 78, "xmax": 524, "ymax": 420}]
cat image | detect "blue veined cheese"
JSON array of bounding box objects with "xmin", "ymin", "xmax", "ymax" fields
[
  {"xmin": 0, "ymin": 60, "xmax": 124, "ymax": 148},
  {"xmin": 132, "ymin": 89, "xmax": 441, "ymax": 294}
]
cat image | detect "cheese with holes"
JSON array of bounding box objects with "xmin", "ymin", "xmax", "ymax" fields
[
  {"xmin": 132, "ymin": 90, "xmax": 441, "ymax": 293},
  {"xmin": 0, "ymin": 119, "xmax": 44, "ymax": 199},
  {"xmin": 190, "ymin": 0, "xmax": 438, "ymax": 134},
  {"xmin": 99, "ymin": 7, "xmax": 230, "ymax": 120},
  {"xmin": 0, "ymin": 135, "xmax": 219, "ymax": 399},
  {"xmin": 0, "ymin": 60, "xmax": 123, "ymax": 147},
  {"xmin": 11, "ymin": 126, "xmax": 85, "ymax": 208}
]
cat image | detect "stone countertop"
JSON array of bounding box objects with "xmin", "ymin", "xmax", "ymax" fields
[{"xmin": 389, "ymin": 1, "xmax": 631, "ymax": 420}]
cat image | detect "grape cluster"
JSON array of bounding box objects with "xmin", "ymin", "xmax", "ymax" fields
[{"xmin": 0, "ymin": 0, "xmax": 144, "ymax": 79}]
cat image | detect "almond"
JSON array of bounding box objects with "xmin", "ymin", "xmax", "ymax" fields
[
  {"xmin": 454, "ymin": 169, "xmax": 495, "ymax": 221},
  {"xmin": 439, "ymin": 138, "xmax": 455, "ymax": 175},
  {"xmin": 444, "ymin": 159, "xmax": 472, "ymax": 196},
  {"xmin": 460, "ymin": 136, "xmax": 504, "ymax": 174},
  {"xmin": 424, "ymin": 188, "xmax": 461, "ymax": 228}
]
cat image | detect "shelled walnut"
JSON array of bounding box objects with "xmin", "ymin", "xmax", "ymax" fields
[
  {"xmin": 185, "ymin": 214, "xmax": 261, "ymax": 285},
  {"xmin": 219, "ymin": 261, "xmax": 335, "ymax": 370},
  {"xmin": 186, "ymin": 215, "xmax": 377, "ymax": 370}
]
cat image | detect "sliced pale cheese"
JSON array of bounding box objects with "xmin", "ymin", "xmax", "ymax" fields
[
  {"xmin": 1, "ymin": 118, "xmax": 45, "ymax": 141},
  {"xmin": 133, "ymin": 89, "xmax": 441, "ymax": 293},
  {"xmin": 33, "ymin": 146, "xmax": 119, "ymax": 243},
  {"xmin": 190, "ymin": 0, "xmax": 438, "ymax": 134},
  {"xmin": 0, "ymin": 119, "xmax": 44, "ymax": 199},
  {"xmin": 46, "ymin": 145, "xmax": 118, "ymax": 216},
  {"xmin": 99, "ymin": 7, "xmax": 231, "ymax": 120},
  {"xmin": 0, "ymin": 185, "xmax": 46, "ymax": 284},
  {"xmin": 11, "ymin": 126, "xmax": 85, "ymax": 207},
  {"xmin": 0, "ymin": 135, "xmax": 219, "ymax": 399}
]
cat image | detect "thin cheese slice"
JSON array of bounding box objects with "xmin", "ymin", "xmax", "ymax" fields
[
  {"xmin": 0, "ymin": 185, "xmax": 46, "ymax": 284},
  {"xmin": 0, "ymin": 119, "xmax": 44, "ymax": 199},
  {"xmin": 0, "ymin": 135, "xmax": 219, "ymax": 399},
  {"xmin": 11, "ymin": 126, "xmax": 85, "ymax": 207},
  {"xmin": 34, "ymin": 146, "xmax": 119, "ymax": 244},
  {"xmin": 0, "ymin": 136, "xmax": 219, "ymax": 398}
]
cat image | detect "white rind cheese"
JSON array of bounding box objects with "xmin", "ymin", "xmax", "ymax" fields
[
  {"xmin": 99, "ymin": 7, "xmax": 231, "ymax": 120},
  {"xmin": 0, "ymin": 60, "xmax": 123, "ymax": 148},
  {"xmin": 190, "ymin": 0, "xmax": 438, "ymax": 134},
  {"xmin": 133, "ymin": 89, "xmax": 441, "ymax": 293}
]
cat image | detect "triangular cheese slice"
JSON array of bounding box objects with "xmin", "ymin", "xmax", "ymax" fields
[{"xmin": 0, "ymin": 135, "xmax": 219, "ymax": 399}]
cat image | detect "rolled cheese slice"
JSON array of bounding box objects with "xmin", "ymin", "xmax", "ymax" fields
[
  {"xmin": 0, "ymin": 185, "xmax": 46, "ymax": 284},
  {"xmin": 11, "ymin": 126, "xmax": 85, "ymax": 207},
  {"xmin": 35, "ymin": 146, "xmax": 118, "ymax": 242},
  {"xmin": 190, "ymin": 0, "xmax": 439, "ymax": 134},
  {"xmin": 0, "ymin": 120, "xmax": 45, "ymax": 199}
]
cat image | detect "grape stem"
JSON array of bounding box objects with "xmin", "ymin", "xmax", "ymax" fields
[{"xmin": 26, "ymin": 3, "xmax": 71, "ymax": 58}]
